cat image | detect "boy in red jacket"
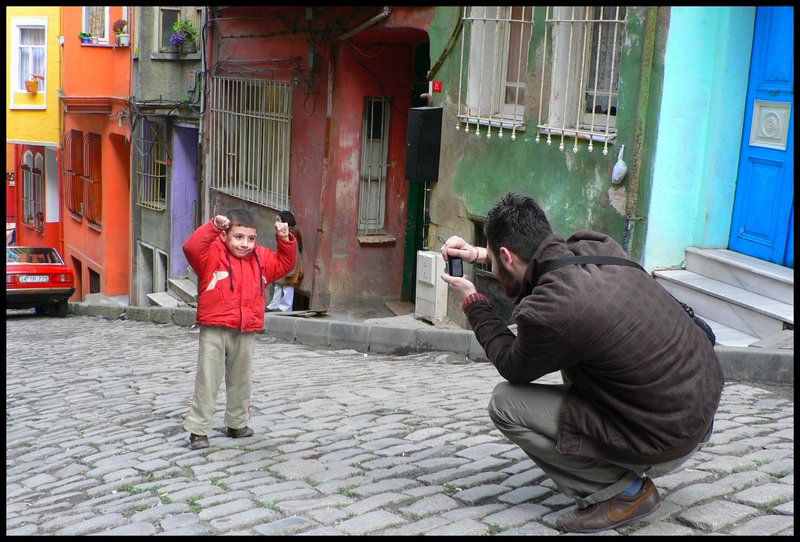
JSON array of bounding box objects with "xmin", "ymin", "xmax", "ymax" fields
[{"xmin": 182, "ymin": 208, "xmax": 297, "ymax": 450}]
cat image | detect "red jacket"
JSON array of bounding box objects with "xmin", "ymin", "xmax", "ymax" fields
[{"xmin": 183, "ymin": 219, "xmax": 297, "ymax": 332}]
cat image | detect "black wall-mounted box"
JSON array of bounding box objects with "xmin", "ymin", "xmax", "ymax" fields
[{"xmin": 406, "ymin": 107, "xmax": 443, "ymax": 183}]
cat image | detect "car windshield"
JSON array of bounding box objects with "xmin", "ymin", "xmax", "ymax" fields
[{"xmin": 6, "ymin": 247, "xmax": 64, "ymax": 265}]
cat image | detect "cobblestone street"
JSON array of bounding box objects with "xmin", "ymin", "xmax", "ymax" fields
[{"xmin": 6, "ymin": 313, "xmax": 794, "ymax": 535}]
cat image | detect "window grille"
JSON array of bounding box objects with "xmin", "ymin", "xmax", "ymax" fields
[
  {"xmin": 135, "ymin": 118, "xmax": 168, "ymax": 211},
  {"xmin": 18, "ymin": 27, "xmax": 45, "ymax": 92},
  {"xmin": 209, "ymin": 76, "xmax": 292, "ymax": 210},
  {"xmin": 83, "ymin": 133, "xmax": 102, "ymax": 225},
  {"xmin": 359, "ymin": 97, "xmax": 391, "ymax": 233},
  {"xmin": 536, "ymin": 6, "xmax": 626, "ymax": 154},
  {"xmin": 457, "ymin": 6, "xmax": 534, "ymax": 140},
  {"xmin": 63, "ymin": 130, "xmax": 84, "ymax": 217}
]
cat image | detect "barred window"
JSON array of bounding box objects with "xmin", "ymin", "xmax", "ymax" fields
[
  {"xmin": 457, "ymin": 6, "xmax": 534, "ymax": 139},
  {"xmin": 83, "ymin": 133, "xmax": 102, "ymax": 225},
  {"xmin": 209, "ymin": 76, "xmax": 292, "ymax": 210},
  {"xmin": 359, "ymin": 97, "xmax": 390, "ymax": 234},
  {"xmin": 21, "ymin": 151, "xmax": 45, "ymax": 232},
  {"xmin": 136, "ymin": 118, "xmax": 168, "ymax": 211},
  {"xmin": 536, "ymin": 6, "xmax": 627, "ymax": 154},
  {"xmin": 63, "ymin": 130, "xmax": 84, "ymax": 217}
]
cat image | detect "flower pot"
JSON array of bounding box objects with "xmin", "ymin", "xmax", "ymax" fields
[
  {"xmin": 180, "ymin": 39, "xmax": 197, "ymax": 55},
  {"xmin": 25, "ymin": 80, "xmax": 39, "ymax": 93},
  {"xmin": 80, "ymin": 37, "xmax": 92, "ymax": 44},
  {"xmin": 116, "ymin": 34, "xmax": 130, "ymax": 47}
]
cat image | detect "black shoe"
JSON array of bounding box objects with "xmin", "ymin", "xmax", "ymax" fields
[
  {"xmin": 227, "ymin": 426, "xmax": 254, "ymax": 438},
  {"xmin": 189, "ymin": 433, "xmax": 209, "ymax": 450}
]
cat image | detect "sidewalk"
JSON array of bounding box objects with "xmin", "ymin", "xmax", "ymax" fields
[{"xmin": 70, "ymin": 297, "xmax": 793, "ymax": 387}]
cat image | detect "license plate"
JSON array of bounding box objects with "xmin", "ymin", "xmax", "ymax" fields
[{"xmin": 19, "ymin": 275, "xmax": 49, "ymax": 283}]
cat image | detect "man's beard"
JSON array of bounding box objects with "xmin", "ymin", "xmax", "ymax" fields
[{"xmin": 496, "ymin": 262, "xmax": 521, "ymax": 298}]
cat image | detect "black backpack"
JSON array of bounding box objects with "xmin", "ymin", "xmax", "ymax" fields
[{"xmin": 533, "ymin": 255, "xmax": 716, "ymax": 346}]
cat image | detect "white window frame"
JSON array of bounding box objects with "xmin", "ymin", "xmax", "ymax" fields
[
  {"xmin": 10, "ymin": 16, "xmax": 48, "ymax": 110},
  {"xmin": 457, "ymin": 6, "xmax": 534, "ymax": 139},
  {"xmin": 536, "ymin": 6, "xmax": 627, "ymax": 154},
  {"xmin": 83, "ymin": 6, "xmax": 110, "ymax": 43}
]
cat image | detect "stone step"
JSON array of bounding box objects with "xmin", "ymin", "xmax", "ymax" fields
[
  {"xmin": 695, "ymin": 314, "xmax": 760, "ymax": 348},
  {"xmin": 685, "ymin": 247, "xmax": 793, "ymax": 305},
  {"xmin": 655, "ymin": 269, "xmax": 792, "ymax": 339},
  {"xmin": 146, "ymin": 291, "xmax": 181, "ymax": 308},
  {"xmin": 169, "ymin": 277, "xmax": 198, "ymax": 305}
]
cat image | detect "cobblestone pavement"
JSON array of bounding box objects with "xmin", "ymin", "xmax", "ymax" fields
[{"xmin": 6, "ymin": 312, "xmax": 794, "ymax": 536}]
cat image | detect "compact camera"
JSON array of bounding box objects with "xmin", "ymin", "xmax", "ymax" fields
[{"xmin": 447, "ymin": 257, "xmax": 463, "ymax": 277}]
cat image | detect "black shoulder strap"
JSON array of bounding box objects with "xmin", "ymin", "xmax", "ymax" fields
[{"xmin": 534, "ymin": 255, "xmax": 645, "ymax": 285}]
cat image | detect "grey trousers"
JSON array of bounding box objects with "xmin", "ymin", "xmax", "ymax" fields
[
  {"xmin": 488, "ymin": 381, "xmax": 707, "ymax": 509},
  {"xmin": 184, "ymin": 326, "xmax": 256, "ymax": 436}
]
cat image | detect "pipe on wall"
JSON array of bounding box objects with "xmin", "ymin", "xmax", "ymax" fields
[{"xmin": 339, "ymin": 7, "xmax": 391, "ymax": 41}]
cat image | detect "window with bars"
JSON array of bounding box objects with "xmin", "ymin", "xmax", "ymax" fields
[
  {"xmin": 83, "ymin": 133, "xmax": 103, "ymax": 225},
  {"xmin": 457, "ymin": 6, "xmax": 534, "ymax": 139},
  {"xmin": 64, "ymin": 130, "xmax": 84, "ymax": 217},
  {"xmin": 209, "ymin": 76, "xmax": 292, "ymax": 210},
  {"xmin": 18, "ymin": 25, "xmax": 46, "ymax": 93},
  {"xmin": 136, "ymin": 118, "xmax": 168, "ymax": 211},
  {"xmin": 83, "ymin": 6, "xmax": 109, "ymax": 42},
  {"xmin": 536, "ymin": 6, "xmax": 627, "ymax": 154},
  {"xmin": 21, "ymin": 151, "xmax": 45, "ymax": 233},
  {"xmin": 359, "ymin": 97, "xmax": 391, "ymax": 234}
]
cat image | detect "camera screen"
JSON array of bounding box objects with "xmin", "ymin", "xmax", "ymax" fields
[{"xmin": 449, "ymin": 257, "xmax": 463, "ymax": 277}]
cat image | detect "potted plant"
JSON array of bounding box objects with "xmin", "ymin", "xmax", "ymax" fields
[
  {"xmin": 78, "ymin": 31, "xmax": 93, "ymax": 44},
  {"xmin": 113, "ymin": 19, "xmax": 130, "ymax": 47},
  {"xmin": 25, "ymin": 73, "xmax": 44, "ymax": 93},
  {"xmin": 170, "ymin": 19, "xmax": 198, "ymax": 54}
]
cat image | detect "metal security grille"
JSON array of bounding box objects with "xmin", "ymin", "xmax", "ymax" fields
[
  {"xmin": 536, "ymin": 6, "xmax": 626, "ymax": 154},
  {"xmin": 359, "ymin": 97, "xmax": 390, "ymax": 233},
  {"xmin": 135, "ymin": 118, "xmax": 167, "ymax": 211},
  {"xmin": 209, "ymin": 76, "xmax": 292, "ymax": 210},
  {"xmin": 457, "ymin": 6, "xmax": 534, "ymax": 140},
  {"xmin": 83, "ymin": 133, "xmax": 102, "ymax": 225},
  {"xmin": 63, "ymin": 130, "xmax": 84, "ymax": 217}
]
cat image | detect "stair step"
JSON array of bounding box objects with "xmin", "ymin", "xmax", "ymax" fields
[
  {"xmin": 685, "ymin": 247, "xmax": 794, "ymax": 305},
  {"xmin": 654, "ymin": 269, "xmax": 793, "ymax": 339},
  {"xmin": 169, "ymin": 277, "xmax": 198, "ymax": 305},
  {"xmin": 696, "ymin": 315, "xmax": 760, "ymax": 347},
  {"xmin": 146, "ymin": 291, "xmax": 181, "ymax": 308}
]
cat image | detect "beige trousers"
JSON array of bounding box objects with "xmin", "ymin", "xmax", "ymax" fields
[
  {"xmin": 488, "ymin": 381, "xmax": 707, "ymax": 509},
  {"xmin": 183, "ymin": 326, "xmax": 256, "ymax": 436}
]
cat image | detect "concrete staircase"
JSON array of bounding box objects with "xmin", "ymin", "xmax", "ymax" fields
[
  {"xmin": 146, "ymin": 270, "xmax": 198, "ymax": 308},
  {"xmin": 654, "ymin": 247, "xmax": 794, "ymax": 347}
]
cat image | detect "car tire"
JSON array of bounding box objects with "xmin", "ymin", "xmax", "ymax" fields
[{"xmin": 55, "ymin": 299, "xmax": 68, "ymax": 318}]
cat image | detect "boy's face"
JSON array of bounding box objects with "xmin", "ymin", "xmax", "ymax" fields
[{"xmin": 223, "ymin": 225, "xmax": 257, "ymax": 259}]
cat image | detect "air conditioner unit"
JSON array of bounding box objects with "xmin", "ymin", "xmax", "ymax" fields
[{"xmin": 415, "ymin": 250, "xmax": 447, "ymax": 324}]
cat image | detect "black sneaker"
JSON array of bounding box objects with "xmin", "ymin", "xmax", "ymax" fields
[
  {"xmin": 227, "ymin": 426, "xmax": 254, "ymax": 438},
  {"xmin": 189, "ymin": 433, "xmax": 209, "ymax": 450}
]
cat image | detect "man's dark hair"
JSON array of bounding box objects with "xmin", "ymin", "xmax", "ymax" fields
[
  {"xmin": 226, "ymin": 208, "xmax": 257, "ymax": 231},
  {"xmin": 278, "ymin": 210, "xmax": 296, "ymax": 228},
  {"xmin": 484, "ymin": 193, "xmax": 552, "ymax": 262}
]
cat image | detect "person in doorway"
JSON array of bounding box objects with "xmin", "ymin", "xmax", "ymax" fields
[
  {"xmin": 440, "ymin": 192, "xmax": 724, "ymax": 533},
  {"xmin": 183, "ymin": 208, "xmax": 297, "ymax": 450},
  {"xmin": 267, "ymin": 210, "xmax": 303, "ymax": 312}
]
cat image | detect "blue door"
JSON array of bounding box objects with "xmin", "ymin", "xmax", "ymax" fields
[{"xmin": 729, "ymin": 6, "xmax": 794, "ymax": 268}]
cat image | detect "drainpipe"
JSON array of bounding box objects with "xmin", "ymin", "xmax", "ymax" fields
[
  {"xmin": 339, "ymin": 7, "xmax": 391, "ymax": 41},
  {"xmin": 622, "ymin": 7, "xmax": 658, "ymax": 256}
]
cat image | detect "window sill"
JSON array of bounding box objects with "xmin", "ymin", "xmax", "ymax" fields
[
  {"xmin": 357, "ymin": 234, "xmax": 396, "ymax": 246},
  {"xmin": 80, "ymin": 43, "xmax": 114, "ymax": 48},
  {"xmin": 150, "ymin": 52, "xmax": 201, "ymax": 61}
]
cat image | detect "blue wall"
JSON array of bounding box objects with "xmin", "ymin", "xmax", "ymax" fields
[{"xmin": 643, "ymin": 7, "xmax": 755, "ymax": 270}]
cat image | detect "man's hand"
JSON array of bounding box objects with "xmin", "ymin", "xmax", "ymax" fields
[
  {"xmin": 213, "ymin": 215, "xmax": 230, "ymax": 231},
  {"xmin": 274, "ymin": 216, "xmax": 290, "ymax": 239},
  {"xmin": 440, "ymin": 273, "xmax": 477, "ymax": 305},
  {"xmin": 440, "ymin": 235, "xmax": 480, "ymax": 265}
]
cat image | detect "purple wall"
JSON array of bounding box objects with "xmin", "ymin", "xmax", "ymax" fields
[{"xmin": 171, "ymin": 126, "xmax": 199, "ymax": 277}]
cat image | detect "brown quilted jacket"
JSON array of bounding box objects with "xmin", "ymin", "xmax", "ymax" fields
[{"xmin": 466, "ymin": 231, "xmax": 724, "ymax": 463}]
